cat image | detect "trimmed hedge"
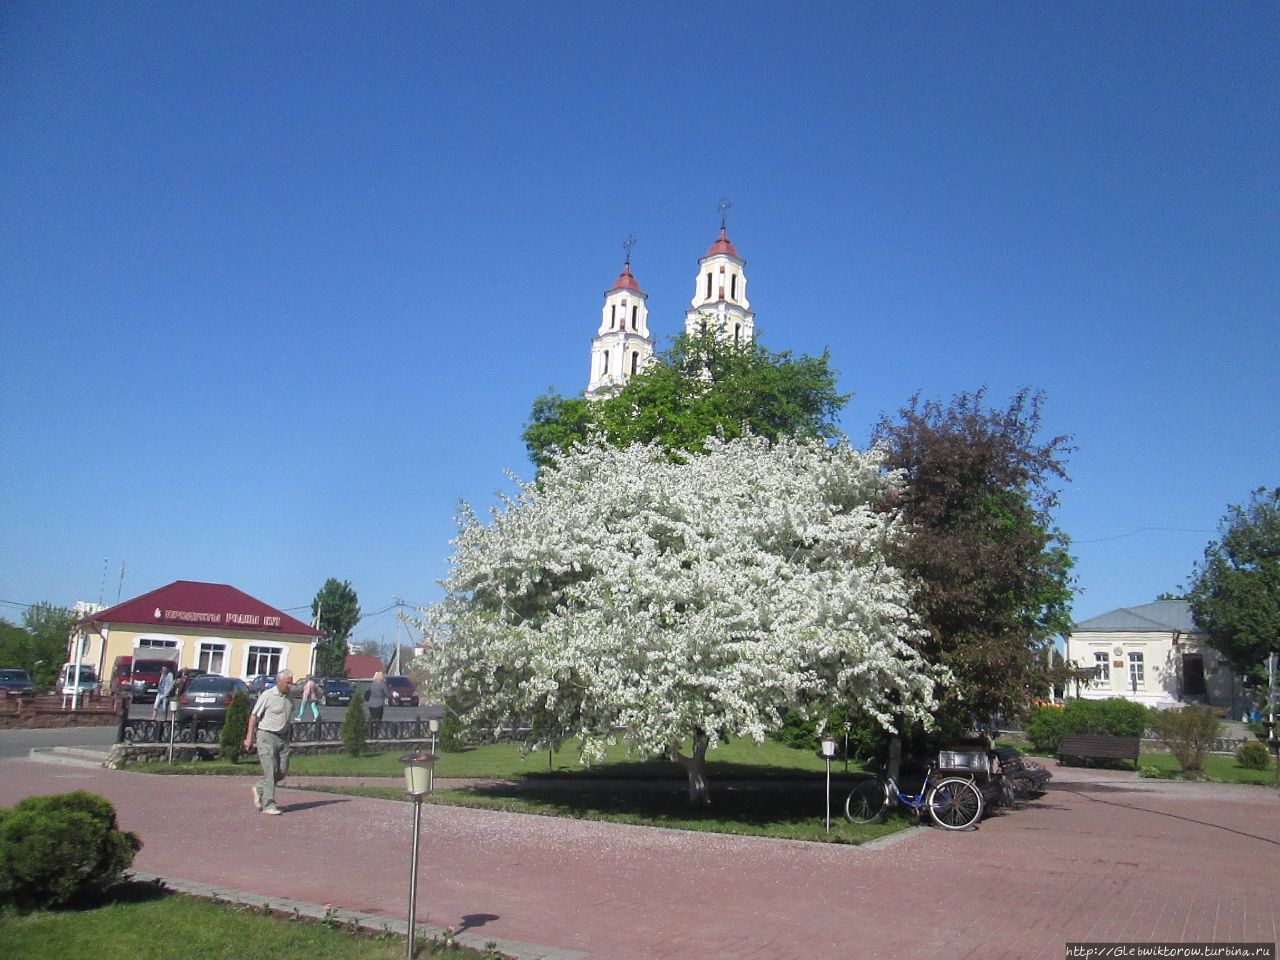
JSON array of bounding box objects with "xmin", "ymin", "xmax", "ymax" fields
[
  {"xmin": 0, "ymin": 791, "xmax": 141, "ymax": 911},
  {"xmin": 1026, "ymin": 698, "xmax": 1149, "ymax": 753}
]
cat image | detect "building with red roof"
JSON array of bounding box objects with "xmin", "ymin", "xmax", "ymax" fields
[{"xmin": 75, "ymin": 580, "xmax": 323, "ymax": 685}]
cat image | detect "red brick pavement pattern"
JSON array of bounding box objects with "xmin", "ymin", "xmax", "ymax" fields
[{"xmin": 0, "ymin": 758, "xmax": 1276, "ymax": 960}]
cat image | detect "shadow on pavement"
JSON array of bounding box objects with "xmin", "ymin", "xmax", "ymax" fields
[
  {"xmin": 1058, "ymin": 785, "xmax": 1280, "ymax": 847},
  {"xmin": 280, "ymin": 798, "xmax": 352, "ymax": 813}
]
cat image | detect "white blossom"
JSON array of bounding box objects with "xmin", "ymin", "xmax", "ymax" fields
[{"xmin": 423, "ymin": 435, "xmax": 943, "ymax": 773}]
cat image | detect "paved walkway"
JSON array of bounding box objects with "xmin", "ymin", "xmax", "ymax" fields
[{"xmin": 1, "ymin": 756, "xmax": 1277, "ymax": 959}]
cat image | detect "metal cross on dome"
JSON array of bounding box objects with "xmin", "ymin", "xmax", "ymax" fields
[
  {"xmin": 718, "ymin": 197, "xmax": 733, "ymax": 230},
  {"xmin": 623, "ymin": 234, "xmax": 636, "ymax": 265}
]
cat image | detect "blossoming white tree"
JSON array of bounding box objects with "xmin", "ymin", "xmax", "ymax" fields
[{"xmin": 425, "ymin": 435, "xmax": 942, "ymax": 802}]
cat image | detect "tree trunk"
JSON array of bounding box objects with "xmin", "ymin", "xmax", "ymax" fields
[{"xmin": 673, "ymin": 729, "xmax": 711, "ymax": 804}]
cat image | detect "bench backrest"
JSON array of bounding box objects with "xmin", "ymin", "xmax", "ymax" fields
[{"xmin": 1057, "ymin": 734, "xmax": 1140, "ymax": 760}]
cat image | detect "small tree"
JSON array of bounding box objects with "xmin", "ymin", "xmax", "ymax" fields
[
  {"xmin": 220, "ymin": 692, "xmax": 250, "ymax": 763},
  {"xmin": 341, "ymin": 691, "xmax": 367, "ymax": 757},
  {"xmin": 1149, "ymin": 706, "xmax": 1221, "ymax": 778}
]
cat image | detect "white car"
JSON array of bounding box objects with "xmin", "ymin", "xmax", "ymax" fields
[{"xmin": 57, "ymin": 663, "xmax": 100, "ymax": 697}]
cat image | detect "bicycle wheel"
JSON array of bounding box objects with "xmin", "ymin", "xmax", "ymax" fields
[
  {"xmin": 844, "ymin": 779, "xmax": 889, "ymax": 824},
  {"xmin": 926, "ymin": 777, "xmax": 983, "ymax": 830}
]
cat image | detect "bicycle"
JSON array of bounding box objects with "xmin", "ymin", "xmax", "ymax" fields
[{"xmin": 844, "ymin": 763, "xmax": 984, "ymax": 831}]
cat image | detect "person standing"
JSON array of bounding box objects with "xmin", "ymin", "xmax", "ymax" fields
[
  {"xmin": 244, "ymin": 670, "xmax": 294, "ymax": 816},
  {"xmin": 151, "ymin": 665, "xmax": 175, "ymax": 721},
  {"xmin": 295, "ymin": 675, "xmax": 321, "ymax": 721},
  {"xmin": 367, "ymin": 671, "xmax": 389, "ymax": 724}
]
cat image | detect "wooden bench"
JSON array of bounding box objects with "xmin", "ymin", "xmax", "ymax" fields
[
  {"xmin": 1057, "ymin": 733, "xmax": 1140, "ymax": 769},
  {"xmin": 992, "ymin": 746, "xmax": 1052, "ymax": 800}
]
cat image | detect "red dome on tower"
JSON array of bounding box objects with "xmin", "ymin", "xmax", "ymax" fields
[
  {"xmin": 609, "ymin": 262, "xmax": 642, "ymax": 293},
  {"xmin": 705, "ymin": 226, "xmax": 739, "ymax": 259}
]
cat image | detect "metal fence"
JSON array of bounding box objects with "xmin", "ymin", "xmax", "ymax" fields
[{"xmin": 121, "ymin": 717, "xmax": 437, "ymax": 745}]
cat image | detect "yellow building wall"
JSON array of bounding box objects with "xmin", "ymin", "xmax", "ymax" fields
[{"xmin": 80, "ymin": 622, "xmax": 316, "ymax": 682}]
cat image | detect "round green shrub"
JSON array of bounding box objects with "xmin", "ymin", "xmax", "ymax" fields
[
  {"xmin": 0, "ymin": 791, "xmax": 141, "ymax": 911},
  {"xmin": 1235, "ymin": 740, "xmax": 1270, "ymax": 771}
]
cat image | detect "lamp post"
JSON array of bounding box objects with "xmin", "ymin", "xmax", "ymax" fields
[
  {"xmin": 821, "ymin": 736, "xmax": 837, "ymax": 832},
  {"xmin": 842, "ymin": 721, "xmax": 851, "ymax": 774},
  {"xmin": 400, "ymin": 751, "xmax": 437, "ymax": 960},
  {"xmin": 166, "ymin": 698, "xmax": 178, "ymax": 765},
  {"xmin": 428, "ymin": 718, "xmax": 440, "ymax": 794}
]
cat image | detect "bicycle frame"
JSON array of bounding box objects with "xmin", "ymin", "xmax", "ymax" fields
[{"xmin": 884, "ymin": 765, "xmax": 973, "ymax": 814}]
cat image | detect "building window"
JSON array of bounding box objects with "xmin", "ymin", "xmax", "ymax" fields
[
  {"xmin": 198, "ymin": 643, "xmax": 226, "ymax": 675},
  {"xmin": 1093, "ymin": 652, "xmax": 1109, "ymax": 682},
  {"xmin": 731, "ymin": 274, "xmax": 737, "ymax": 300},
  {"xmin": 1182, "ymin": 653, "xmax": 1207, "ymax": 696},
  {"xmin": 706, "ymin": 272, "xmax": 712, "ymax": 299},
  {"xmin": 631, "ymin": 305, "xmax": 638, "ymax": 329},
  {"xmin": 631, "ymin": 351, "xmax": 639, "ymax": 375},
  {"xmin": 246, "ymin": 645, "xmax": 282, "ymax": 678},
  {"xmin": 602, "ymin": 350, "xmax": 610, "ymax": 375},
  {"xmin": 610, "ymin": 304, "xmax": 616, "ymax": 328},
  {"xmin": 1128, "ymin": 652, "xmax": 1145, "ymax": 689},
  {"xmin": 138, "ymin": 638, "xmax": 177, "ymax": 650},
  {"xmin": 734, "ymin": 323, "xmax": 741, "ymax": 344}
]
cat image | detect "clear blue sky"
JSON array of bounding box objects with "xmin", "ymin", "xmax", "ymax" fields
[{"xmin": 2, "ymin": 2, "xmax": 1277, "ymax": 642}]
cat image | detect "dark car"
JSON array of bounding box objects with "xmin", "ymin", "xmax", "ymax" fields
[
  {"xmin": 248, "ymin": 674, "xmax": 275, "ymax": 697},
  {"xmin": 322, "ymin": 678, "xmax": 354, "ymax": 706},
  {"xmin": 385, "ymin": 675, "xmax": 419, "ymax": 707},
  {"xmin": 175, "ymin": 675, "xmax": 250, "ymax": 723},
  {"xmin": 0, "ymin": 669, "xmax": 36, "ymax": 697}
]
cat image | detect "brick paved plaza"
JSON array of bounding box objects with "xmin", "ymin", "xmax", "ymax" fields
[{"xmin": 1, "ymin": 756, "xmax": 1276, "ymax": 959}]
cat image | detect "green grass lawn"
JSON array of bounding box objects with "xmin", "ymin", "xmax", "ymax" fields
[
  {"xmin": 1001, "ymin": 738, "xmax": 1277, "ymax": 785},
  {"xmin": 310, "ymin": 780, "xmax": 909, "ymax": 845},
  {"xmin": 139, "ymin": 736, "xmax": 862, "ymax": 780},
  {"xmin": 0, "ymin": 882, "xmax": 496, "ymax": 960},
  {"xmin": 1138, "ymin": 751, "xmax": 1277, "ymax": 784}
]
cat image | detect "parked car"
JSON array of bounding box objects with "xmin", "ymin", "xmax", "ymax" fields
[
  {"xmin": 129, "ymin": 658, "xmax": 178, "ymax": 702},
  {"xmin": 175, "ymin": 675, "xmax": 250, "ymax": 723},
  {"xmin": 0, "ymin": 669, "xmax": 37, "ymax": 697},
  {"xmin": 110, "ymin": 655, "xmax": 133, "ymax": 694},
  {"xmin": 322, "ymin": 677, "xmax": 355, "ymax": 706},
  {"xmin": 247, "ymin": 674, "xmax": 275, "ymax": 700},
  {"xmin": 385, "ymin": 675, "xmax": 419, "ymax": 707},
  {"xmin": 57, "ymin": 663, "xmax": 100, "ymax": 697}
]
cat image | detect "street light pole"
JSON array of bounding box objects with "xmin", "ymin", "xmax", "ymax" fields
[
  {"xmin": 821, "ymin": 737, "xmax": 837, "ymax": 833},
  {"xmin": 400, "ymin": 751, "xmax": 436, "ymax": 960}
]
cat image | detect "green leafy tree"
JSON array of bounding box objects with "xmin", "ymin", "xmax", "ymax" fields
[
  {"xmin": 871, "ymin": 389, "xmax": 1075, "ymax": 736},
  {"xmin": 1187, "ymin": 487, "xmax": 1280, "ymax": 674},
  {"xmin": 0, "ymin": 603, "xmax": 78, "ymax": 689},
  {"xmin": 340, "ymin": 691, "xmax": 368, "ymax": 757},
  {"xmin": 219, "ymin": 691, "xmax": 250, "ymax": 763},
  {"xmin": 311, "ymin": 579, "xmax": 361, "ymax": 677},
  {"xmin": 523, "ymin": 329, "xmax": 848, "ymax": 468}
]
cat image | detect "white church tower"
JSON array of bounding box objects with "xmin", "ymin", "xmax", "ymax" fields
[
  {"xmin": 586, "ymin": 240, "xmax": 654, "ymax": 398},
  {"xmin": 683, "ymin": 204, "xmax": 755, "ymax": 346}
]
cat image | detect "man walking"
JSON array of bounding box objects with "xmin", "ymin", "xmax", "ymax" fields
[{"xmin": 244, "ymin": 669, "xmax": 294, "ymax": 816}]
